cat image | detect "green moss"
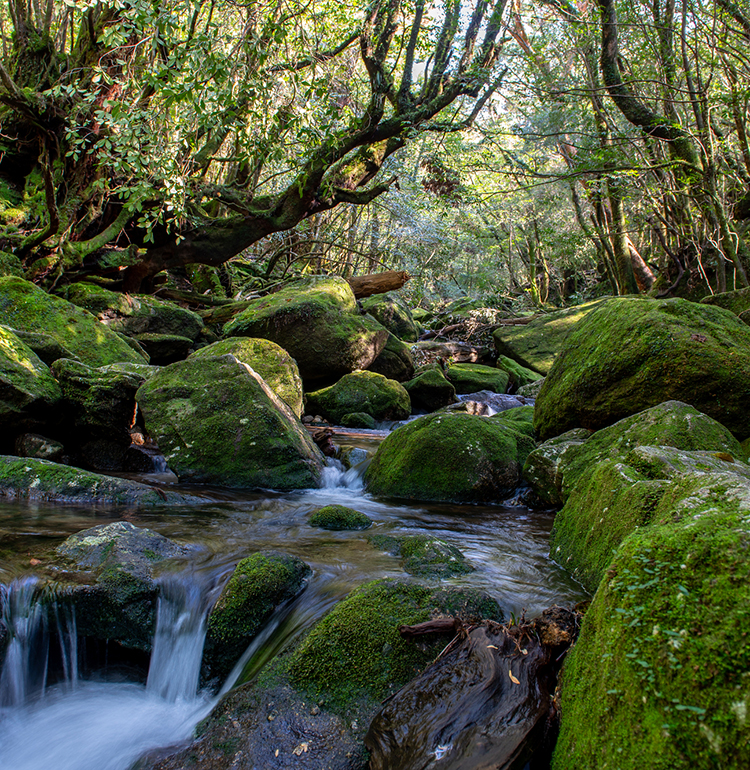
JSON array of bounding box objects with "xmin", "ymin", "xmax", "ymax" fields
[
  {"xmin": 403, "ymin": 365, "xmax": 457, "ymax": 412},
  {"xmin": 700, "ymin": 286, "xmax": 750, "ymax": 316},
  {"xmin": 285, "ymin": 579, "xmax": 500, "ymax": 712},
  {"xmin": 190, "ymin": 337, "xmax": 303, "ymax": 417},
  {"xmin": 360, "ymin": 293, "xmax": 419, "ymax": 342},
  {"xmin": 203, "ymin": 551, "xmax": 311, "ymax": 681},
  {"xmin": 554, "ymin": 510, "xmax": 750, "ymax": 770},
  {"xmin": 489, "ymin": 404, "xmax": 536, "ymax": 438},
  {"xmin": 366, "ymin": 332, "xmax": 415, "ymax": 382},
  {"xmin": 136, "ymin": 355, "xmax": 324, "ymax": 489},
  {"xmin": 341, "ymin": 412, "xmax": 377, "ymax": 429},
  {"xmin": 223, "ymin": 276, "xmax": 389, "ymax": 380},
  {"xmin": 534, "ymin": 297, "xmax": 750, "ymax": 441},
  {"xmin": 0, "ymin": 277, "xmax": 141, "ymax": 366},
  {"xmin": 370, "ymin": 534, "xmax": 473, "ymax": 577},
  {"xmin": 306, "ymin": 371, "xmax": 411, "ymax": 424},
  {"xmin": 365, "ymin": 412, "xmax": 534, "ymax": 503},
  {"xmin": 0, "ymin": 250, "xmax": 23, "ymax": 277},
  {"xmin": 495, "ymin": 355, "xmax": 542, "ymax": 389},
  {"xmin": 309, "ymin": 505, "xmax": 372, "ymax": 530},
  {"xmin": 445, "ymin": 362, "xmax": 509, "ymax": 394}
]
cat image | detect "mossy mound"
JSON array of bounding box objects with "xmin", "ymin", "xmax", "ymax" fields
[
  {"xmin": 700, "ymin": 285, "xmax": 750, "ymax": 316},
  {"xmin": 309, "ymin": 504, "xmax": 372, "ymax": 530},
  {"xmin": 360, "ymin": 292, "xmax": 419, "ymax": 342},
  {"xmin": 0, "ymin": 250, "xmax": 23, "ymax": 277},
  {"xmin": 534, "ymin": 297, "xmax": 750, "ymax": 441},
  {"xmin": 553, "ymin": 499, "xmax": 750, "ymax": 769},
  {"xmin": 54, "ymin": 522, "xmax": 191, "ymax": 650},
  {"xmin": 51, "ymin": 358, "xmax": 145, "ymax": 444},
  {"xmin": 493, "ymin": 300, "xmax": 606, "ymax": 375},
  {"xmin": 306, "ymin": 371, "xmax": 410, "ymax": 424},
  {"xmin": 65, "ymin": 283, "xmax": 204, "ymax": 340},
  {"xmin": 0, "ymin": 277, "xmax": 142, "ymax": 367},
  {"xmin": 489, "ymin": 404, "xmax": 536, "ymax": 438},
  {"xmin": 403, "ymin": 365, "xmax": 457, "ymax": 412},
  {"xmin": 340, "ymin": 411, "xmax": 376, "ymax": 429},
  {"xmin": 137, "ymin": 355, "xmax": 324, "ymax": 489},
  {"xmin": 495, "ymin": 354, "xmax": 543, "ymax": 391},
  {"xmin": 367, "ymin": 332, "xmax": 415, "ymax": 382},
  {"xmin": 223, "ymin": 276, "xmax": 389, "ymax": 380},
  {"xmin": 445, "ymin": 362, "xmax": 509, "ymax": 395},
  {"xmin": 7, "ymin": 328, "xmax": 79, "ymax": 366},
  {"xmin": 0, "ymin": 455, "xmax": 198, "ymax": 505},
  {"xmin": 203, "ymin": 551, "xmax": 311, "ymax": 681},
  {"xmin": 364, "ymin": 412, "xmax": 535, "ymax": 503},
  {"xmin": 370, "ymin": 534, "xmax": 473, "ymax": 577},
  {"xmin": 0, "ymin": 325, "xmax": 61, "ymax": 432},
  {"xmin": 285, "ymin": 579, "xmax": 502, "ymax": 711},
  {"xmin": 189, "ymin": 337, "xmax": 304, "ymax": 417},
  {"xmin": 132, "ymin": 332, "xmax": 194, "ymax": 364}
]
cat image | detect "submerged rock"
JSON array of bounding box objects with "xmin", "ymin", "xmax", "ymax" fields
[
  {"xmin": 309, "ymin": 505, "xmax": 372, "ymax": 531},
  {"xmin": 203, "ymin": 551, "xmax": 311, "ymax": 682},
  {"xmin": 0, "ymin": 456, "xmax": 199, "ymax": 506},
  {"xmin": 223, "ymin": 276, "xmax": 389, "ymax": 380},
  {"xmin": 534, "ymin": 297, "xmax": 750, "ymax": 440},
  {"xmin": 369, "ymin": 534, "xmax": 472, "ymax": 578},
  {"xmin": 190, "ymin": 337, "xmax": 304, "ymax": 417},
  {"xmin": 0, "ymin": 277, "xmax": 143, "ymax": 367},
  {"xmin": 54, "ymin": 521, "xmax": 191, "ymax": 650},
  {"xmin": 306, "ymin": 371, "xmax": 410, "ymax": 425},
  {"xmin": 137, "ymin": 355, "xmax": 325, "ymax": 489},
  {"xmin": 365, "ymin": 412, "xmax": 534, "ymax": 503}
]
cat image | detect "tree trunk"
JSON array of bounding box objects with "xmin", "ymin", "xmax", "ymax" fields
[{"xmin": 347, "ymin": 270, "xmax": 411, "ymax": 298}]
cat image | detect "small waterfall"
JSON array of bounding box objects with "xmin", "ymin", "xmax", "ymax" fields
[
  {"xmin": 321, "ymin": 457, "xmax": 369, "ymax": 490},
  {"xmin": 146, "ymin": 576, "xmax": 211, "ymax": 702}
]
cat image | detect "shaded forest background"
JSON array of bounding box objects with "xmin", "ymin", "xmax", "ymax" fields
[{"xmin": 3, "ymin": 0, "xmax": 750, "ymax": 308}]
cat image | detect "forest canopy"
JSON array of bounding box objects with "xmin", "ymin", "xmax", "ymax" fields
[{"xmin": 2, "ymin": 0, "xmax": 750, "ymax": 302}]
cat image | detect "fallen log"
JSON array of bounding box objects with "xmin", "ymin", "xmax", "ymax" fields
[
  {"xmin": 347, "ymin": 270, "xmax": 411, "ymax": 299},
  {"xmin": 366, "ymin": 606, "xmax": 580, "ymax": 770}
]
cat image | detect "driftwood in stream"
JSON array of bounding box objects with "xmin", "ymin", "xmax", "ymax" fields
[
  {"xmin": 365, "ymin": 607, "xmax": 580, "ymax": 770},
  {"xmin": 309, "ymin": 427, "xmax": 337, "ymax": 457},
  {"xmin": 347, "ymin": 270, "xmax": 411, "ymax": 299}
]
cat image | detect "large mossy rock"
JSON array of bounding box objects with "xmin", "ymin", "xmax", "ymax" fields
[
  {"xmin": 493, "ymin": 300, "xmax": 606, "ymax": 375},
  {"xmin": 0, "ymin": 326, "xmax": 61, "ymax": 433},
  {"xmin": 534, "ymin": 297, "xmax": 750, "ymax": 441},
  {"xmin": 495, "ymin": 355, "xmax": 542, "ymax": 391},
  {"xmin": 65, "ymin": 282, "xmax": 204, "ymax": 340},
  {"xmin": 0, "ymin": 456, "xmax": 199, "ymax": 505},
  {"xmin": 364, "ymin": 412, "xmax": 534, "ymax": 503},
  {"xmin": 403, "ymin": 365, "xmax": 457, "ymax": 412},
  {"xmin": 359, "ymin": 292, "xmax": 419, "ymax": 342},
  {"xmin": 306, "ymin": 371, "xmax": 410, "ymax": 424},
  {"xmin": 54, "ymin": 522, "xmax": 190, "ymax": 650},
  {"xmin": 203, "ymin": 551, "xmax": 311, "ymax": 682},
  {"xmin": 367, "ymin": 332, "xmax": 415, "ymax": 382},
  {"xmin": 137, "ymin": 355, "xmax": 324, "ymax": 489},
  {"xmin": 553, "ymin": 471, "xmax": 750, "ymax": 770},
  {"xmin": 51, "ymin": 358, "xmax": 145, "ymax": 443},
  {"xmin": 222, "ymin": 276, "xmax": 389, "ymax": 380},
  {"xmin": 189, "ymin": 337, "xmax": 304, "ymax": 417},
  {"xmin": 0, "ymin": 277, "xmax": 143, "ymax": 367},
  {"xmin": 446, "ymin": 362, "xmax": 509, "ymax": 394},
  {"xmin": 700, "ymin": 285, "xmax": 750, "ymax": 316}
]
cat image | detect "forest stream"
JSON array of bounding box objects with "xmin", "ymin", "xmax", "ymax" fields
[{"xmin": 0, "ymin": 433, "xmax": 587, "ymax": 770}]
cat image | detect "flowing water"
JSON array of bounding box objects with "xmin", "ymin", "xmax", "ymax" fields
[{"xmin": 0, "ymin": 435, "xmax": 587, "ymax": 769}]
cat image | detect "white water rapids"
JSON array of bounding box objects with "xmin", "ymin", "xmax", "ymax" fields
[{"xmin": 0, "ymin": 577, "xmax": 216, "ymax": 770}]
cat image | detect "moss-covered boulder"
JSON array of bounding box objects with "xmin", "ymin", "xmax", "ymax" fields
[
  {"xmin": 364, "ymin": 412, "xmax": 535, "ymax": 503},
  {"xmin": 137, "ymin": 355, "xmax": 324, "ymax": 489},
  {"xmin": 131, "ymin": 332, "xmax": 194, "ymax": 364},
  {"xmin": 369, "ymin": 534, "xmax": 473, "ymax": 577},
  {"xmin": 495, "ymin": 354, "xmax": 543, "ymax": 391},
  {"xmin": 54, "ymin": 521, "xmax": 191, "ymax": 650},
  {"xmin": 360, "ymin": 292, "xmax": 419, "ymax": 342},
  {"xmin": 0, "ymin": 277, "xmax": 142, "ymax": 366},
  {"xmin": 189, "ymin": 337, "xmax": 303, "ymax": 417},
  {"xmin": 489, "ymin": 403, "xmax": 536, "ymax": 438},
  {"xmin": 0, "ymin": 325, "xmax": 61, "ymax": 433},
  {"xmin": 306, "ymin": 371, "xmax": 410, "ymax": 425},
  {"xmin": 203, "ymin": 551, "xmax": 311, "ymax": 681},
  {"xmin": 445, "ymin": 362, "xmax": 509, "ymax": 395},
  {"xmin": 553, "ymin": 480, "xmax": 750, "ymax": 769},
  {"xmin": 51, "ymin": 358, "xmax": 145, "ymax": 443},
  {"xmin": 367, "ymin": 332, "xmax": 415, "ymax": 382},
  {"xmin": 0, "ymin": 250, "xmax": 23, "ymax": 277},
  {"xmin": 493, "ymin": 300, "xmax": 606, "ymax": 375},
  {"xmin": 0, "ymin": 455, "xmax": 200, "ymax": 505},
  {"xmin": 403, "ymin": 365, "xmax": 457, "ymax": 412},
  {"xmin": 5, "ymin": 328, "xmax": 78, "ymax": 366},
  {"xmin": 65, "ymin": 283, "xmax": 204, "ymax": 340},
  {"xmin": 517, "ymin": 377, "xmax": 545, "ymax": 399},
  {"xmin": 341, "ymin": 411, "xmax": 376, "ymax": 429},
  {"xmin": 286, "ymin": 579, "xmax": 502, "ymax": 711},
  {"xmin": 223, "ymin": 276, "xmax": 389, "ymax": 380},
  {"xmin": 534, "ymin": 297, "xmax": 750, "ymax": 441},
  {"xmin": 14, "ymin": 432, "xmax": 65, "ymax": 462},
  {"xmin": 700, "ymin": 285, "xmax": 750, "ymax": 316},
  {"xmin": 309, "ymin": 504, "xmax": 372, "ymax": 530}
]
